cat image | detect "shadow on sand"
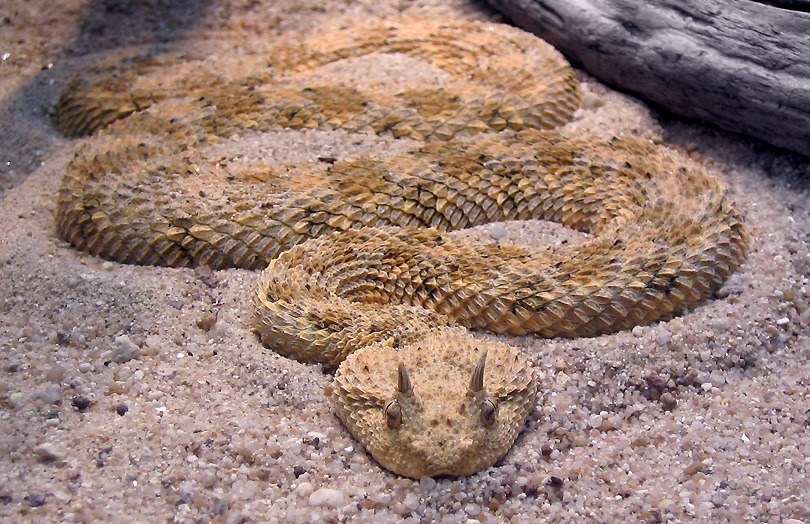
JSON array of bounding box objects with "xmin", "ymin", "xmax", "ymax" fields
[{"xmin": 0, "ymin": 0, "xmax": 213, "ymax": 194}]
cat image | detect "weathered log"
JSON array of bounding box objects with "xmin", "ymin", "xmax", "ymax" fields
[{"xmin": 487, "ymin": 0, "xmax": 810, "ymax": 156}]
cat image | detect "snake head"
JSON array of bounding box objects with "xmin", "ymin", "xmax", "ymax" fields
[{"xmin": 332, "ymin": 328, "xmax": 537, "ymax": 478}]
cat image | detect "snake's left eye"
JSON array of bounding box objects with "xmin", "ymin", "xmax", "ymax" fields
[
  {"xmin": 385, "ymin": 399, "xmax": 402, "ymax": 429},
  {"xmin": 481, "ymin": 397, "xmax": 498, "ymax": 426}
]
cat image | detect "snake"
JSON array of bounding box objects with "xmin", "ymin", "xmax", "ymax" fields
[{"xmin": 54, "ymin": 20, "xmax": 746, "ymax": 478}]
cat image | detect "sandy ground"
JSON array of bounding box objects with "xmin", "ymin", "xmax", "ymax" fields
[{"xmin": 1, "ymin": 0, "xmax": 809, "ymax": 522}]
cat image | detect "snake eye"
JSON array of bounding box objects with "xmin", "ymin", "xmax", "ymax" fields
[
  {"xmin": 385, "ymin": 399, "xmax": 402, "ymax": 429},
  {"xmin": 481, "ymin": 397, "xmax": 498, "ymax": 426}
]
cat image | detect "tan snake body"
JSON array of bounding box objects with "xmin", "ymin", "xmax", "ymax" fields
[{"xmin": 54, "ymin": 20, "xmax": 746, "ymax": 477}]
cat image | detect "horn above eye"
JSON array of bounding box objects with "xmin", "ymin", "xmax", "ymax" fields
[
  {"xmin": 469, "ymin": 351, "xmax": 488, "ymax": 392},
  {"xmin": 398, "ymin": 362, "xmax": 412, "ymax": 394}
]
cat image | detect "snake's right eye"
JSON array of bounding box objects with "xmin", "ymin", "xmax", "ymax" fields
[
  {"xmin": 480, "ymin": 397, "xmax": 498, "ymax": 426},
  {"xmin": 385, "ymin": 400, "xmax": 402, "ymax": 429}
]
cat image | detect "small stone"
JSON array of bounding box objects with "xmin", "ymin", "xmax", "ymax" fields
[
  {"xmin": 108, "ymin": 381, "xmax": 129, "ymax": 394},
  {"xmin": 168, "ymin": 299, "xmax": 184, "ymax": 310},
  {"xmin": 632, "ymin": 326, "xmax": 644, "ymax": 337},
  {"xmin": 210, "ymin": 496, "xmax": 229, "ymax": 515},
  {"xmin": 659, "ymin": 392, "xmax": 678, "ymax": 410},
  {"xmin": 36, "ymin": 386, "xmax": 62, "ymax": 405},
  {"xmin": 683, "ymin": 459, "xmax": 705, "ymax": 476},
  {"xmin": 101, "ymin": 261, "xmax": 114, "ymax": 271},
  {"xmin": 71, "ymin": 396, "xmax": 91, "ymax": 411},
  {"xmin": 78, "ymin": 362, "xmax": 93, "ymax": 373},
  {"xmin": 8, "ymin": 392, "xmax": 24, "ymax": 408},
  {"xmin": 524, "ymin": 475, "xmax": 544, "ymax": 496},
  {"xmin": 33, "ymin": 443, "xmax": 62, "ymax": 462},
  {"xmin": 404, "ymin": 492, "xmax": 420, "ymax": 510},
  {"xmin": 308, "ymin": 488, "xmax": 345, "ymax": 508},
  {"xmin": 292, "ymin": 465, "xmax": 306, "ymax": 478},
  {"xmin": 295, "ymin": 482, "xmax": 314, "ymax": 498},
  {"xmin": 235, "ymin": 441, "xmax": 256, "ymax": 462},
  {"xmin": 267, "ymin": 444, "xmax": 282, "ymax": 460},
  {"xmin": 201, "ymin": 470, "xmax": 217, "ymax": 488},
  {"xmin": 45, "ymin": 364, "xmax": 66, "ymax": 382},
  {"xmin": 111, "ymin": 335, "xmax": 140, "ymax": 364},
  {"xmin": 419, "ymin": 476, "xmax": 437, "ymax": 490},
  {"xmin": 26, "ymin": 493, "xmax": 46, "ymax": 507},
  {"xmin": 196, "ymin": 312, "xmax": 218, "ymax": 331},
  {"xmin": 116, "ymin": 404, "xmax": 129, "ymax": 416},
  {"xmin": 489, "ymin": 223, "xmax": 509, "ymax": 240},
  {"xmin": 581, "ymin": 91, "xmax": 605, "ymax": 109}
]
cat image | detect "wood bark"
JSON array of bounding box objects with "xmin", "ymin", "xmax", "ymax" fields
[{"xmin": 487, "ymin": 0, "xmax": 810, "ymax": 156}]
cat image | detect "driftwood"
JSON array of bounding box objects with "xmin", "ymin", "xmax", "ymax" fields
[{"xmin": 486, "ymin": 0, "xmax": 810, "ymax": 157}]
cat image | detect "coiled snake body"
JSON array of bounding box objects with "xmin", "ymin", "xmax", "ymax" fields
[{"xmin": 55, "ymin": 20, "xmax": 745, "ymax": 477}]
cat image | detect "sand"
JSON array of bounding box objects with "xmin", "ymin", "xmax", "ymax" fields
[{"xmin": 1, "ymin": 0, "xmax": 809, "ymax": 522}]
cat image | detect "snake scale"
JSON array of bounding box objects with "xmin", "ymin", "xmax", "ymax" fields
[{"xmin": 55, "ymin": 20, "xmax": 746, "ymax": 478}]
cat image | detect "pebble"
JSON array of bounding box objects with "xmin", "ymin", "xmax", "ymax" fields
[
  {"xmin": 683, "ymin": 459, "xmax": 705, "ymax": 476},
  {"xmin": 45, "ymin": 364, "xmax": 66, "ymax": 382},
  {"xmin": 308, "ymin": 488, "xmax": 345, "ymax": 508},
  {"xmin": 196, "ymin": 312, "xmax": 218, "ymax": 331},
  {"xmin": 111, "ymin": 335, "xmax": 140, "ymax": 363},
  {"xmin": 295, "ymin": 482, "xmax": 314, "ymax": 497},
  {"xmin": 489, "ymin": 223, "xmax": 508, "ymax": 241},
  {"xmin": 168, "ymin": 299, "xmax": 184, "ymax": 310},
  {"xmin": 116, "ymin": 404, "xmax": 129, "ymax": 416},
  {"xmin": 26, "ymin": 493, "xmax": 46, "ymax": 507},
  {"xmin": 419, "ymin": 476, "xmax": 437, "ymax": 490},
  {"xmin": 33, "ymin": 443, "xmax": 62, "ymax": 462},
  {"xmin": 108, "ymin": 381, "xmax": 129, "ymax": 394},
  {"xmin": 581, "ymin": 91, "xmax": 605, "ymax": 109},
  {"xmin": 71, "ymin": 396, "xmax": 91, "ymax": 411},
  {"xmin": 404, "ymin": 492, "xmax": 420, "ymax": 510},
  {"xmin": 78, "ymin": 362, "xmax": 93, "ymax": 373},
  {"xmin": 201, "ymin": 470, "xmax": 217, "ymax": 489},
  {"xmin": 8, "ymin": 392, "xmax": 24, "ymax": 408},
  {"xmin": 659, "ymin": 392, "xmax": 678, "ymax": 410},
  {"xmin": 36, "ymin": 386, "xmax": 62, "ymax": 405},
  {"xmin": 632, "ymin": 326, "xmax": 644, "ymax": 337}
]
